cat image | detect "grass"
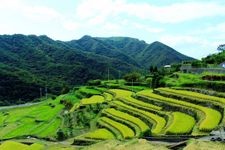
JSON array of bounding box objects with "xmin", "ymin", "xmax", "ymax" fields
[
  {"xmin": 32, "ymin": 118, "xmax": 62, "ymax": 137},
  {"xmin": 184, "ymin": 139, "xmax": 225, "ymax": 150},
  {"xmin": 82, "ymin": 139, "xmax": 169, "ymax": 150},
  {"xmin": 138, "ymin": 90, "xmax": 222, "ymax": 132},
  {"xmin": 81, "ymin": 95, "xmax": 104, "ymax": 105},
  {"xmin": 80, "ymin": 128, "xmax": 115, "ymax": 140},
  {"xmin": 61, "ymin": 93, "xmax": 80, "ymax": 104},
  {"xmin": 79, "ymin": 87, "xmax": 101, "ymax": 95},
  {"xmin": 0, "ymin": 140, "xmax": 76, "ymax": 150},
  {"xmin": 98, "ymin": 117, "xmax": 135, "ymax": 139},
  {"xmin": 165, "ymin": 112, "xmax": 196, "ymax": 134},
  {"xmin": 0, "ymin": 141, "xmax": 45, "ymax": 150},
  {"xmin": 0, "ymin": 141, "xmax": 29, "ymax": 150},
  {"xmin": 112, "ymin": 101, "xmax": 166, "ymax": 134},
  {"xmin": 163, "ymin": 73, "xmax": 202, "ymax": 87},
  {"xmin": 0, "ymin": 97, "xmax": 64, "ymax": 139}
]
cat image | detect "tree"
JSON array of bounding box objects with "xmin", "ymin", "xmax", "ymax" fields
[
  {"xmin": 151, "ymin": 73, "xmax": 160, "ymax": 89},
  {"xmin": 56, "ymin": 128, "xmax": 66, "ymax": 140},
  {"xmin": 123, "ymin": 72, "xmax": 141, "ymax": 82},
  {"xmin": 61, "ymin": 84, "xmax": 70, "ymax": 94},
  {"xmin": 217, "ymin": 44, "xmax": 225, "ymax": 52},
  {"xmin": 149, "ymin": 66, "xmax": 158, "ymax": 74}
]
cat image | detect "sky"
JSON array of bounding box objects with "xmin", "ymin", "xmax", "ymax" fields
[{"xmin": 0, "ymin": 0, "xmax": 225, "ymax": 59}]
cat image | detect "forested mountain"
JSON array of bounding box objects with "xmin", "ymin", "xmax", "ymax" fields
[
  {"xmin": 98, "ymin": 37, "xmax": 194, "ymax": 67},
  {"xmin": 0, "ymin": 34, "xmax": 194, "ymax": 104}
]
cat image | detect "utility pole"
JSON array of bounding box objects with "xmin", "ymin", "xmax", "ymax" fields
[
  {"xmin": 45, "ymin": 86, "xmax": 47, "ymax": 100},
  {"xmin": 40, "ymin": 88, "xmax": 42, "ymax": 98},
  {"xmin": 220, "ymin": 126, "xmax": 224, "ymax": 140},
  {"xmin": 118, "ymin": 70, "xmax": 121, "ymax": 79},
  {"xmin": 132, "ymin": 79, "xmax": 134, "ymax": 92},
  {"xmin": 108, "ymin": 68, "xmax": 109, "ymax": 82}
]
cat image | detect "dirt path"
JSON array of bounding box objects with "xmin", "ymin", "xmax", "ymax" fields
[{"xmin": 0, "ymin": 102, "xmax": 42, "ymax": 111}]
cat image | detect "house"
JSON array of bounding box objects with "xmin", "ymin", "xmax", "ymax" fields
[
  {"xmin": 164, "ymin": 65, "xmax": 171, "ymax": 68},
  {"xmin": 219, "ymin": 62, "xmax": 225, "ymax": 68},
  {"xmin": 163, "ymin": 65, "xmax": 171, "ymax": 72},
  {"xmin": 180, "ymin": 64, "xmax": 192, "ymax": 73}
]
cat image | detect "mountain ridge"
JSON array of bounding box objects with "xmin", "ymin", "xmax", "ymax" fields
[{"xmin": 0, "ymin": 34, "xmax": 194, "ymax": 103}]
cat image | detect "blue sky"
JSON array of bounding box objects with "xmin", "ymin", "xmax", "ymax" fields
[{"xmin": 0, "ymin": 0, "xmax": 225, "ymax": 59}]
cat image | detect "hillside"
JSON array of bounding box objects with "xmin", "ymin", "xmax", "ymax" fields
[
  {"xmin": 94, "ymin": 37, "xmax": 194, "ymax": 67},
  {"xmin": 0, "ymin": 81, "xmax": 224, "ymax": 149},
  {"xmin": 202, "ymin": 50, "xmax": 225, "ymax": 65},
  {"xmin": 0, "ymin": 34, "xmax": 194, "ymax": 104}
]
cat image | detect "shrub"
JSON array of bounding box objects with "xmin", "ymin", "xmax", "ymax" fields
[
  {"xmin": 123, "ymin": 72, "xmax": 141, "ymax": 82},
  {"xmin": 87, "ymin": 79, "xmax": 101, "ymax": 86}
]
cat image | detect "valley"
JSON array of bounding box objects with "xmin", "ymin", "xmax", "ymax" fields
[
  {"xmin": 0, "ymin": 35, "xmax": 225, "ymax": 149},
  {"xmin": 0, "ymin": 74, "xmax": 225, "ymax": 149}
]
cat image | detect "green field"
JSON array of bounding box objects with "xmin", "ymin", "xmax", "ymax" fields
[
  {"xmin": 0, "ymin": 83, "xmax": 224, "ymax": 149},
  {"xmin": 81, "ymin": 95, "xmax": 105, "ymax": 105},
  {"xmin": 138, "ymin": 90, "xmax": 222, "ymax": 132},
  {"xmin": 0, "ymin": 97, "xmax": 64, "ymax": 140},
  {"xmin": 165, "ymin": 112, "xmax": 196, "ymax": 134},
  {"xmin": 78, "ymin": 128, "xmax": 115, "ymax": 140}
]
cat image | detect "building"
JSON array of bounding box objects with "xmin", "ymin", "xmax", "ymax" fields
[
  {"xmin": 219, "ymin": 62, "xmax": 225, "ymax": 68},
  {"xmin": 180, "ymin": 64, "xmax": 192, "ymax": 73},
  {"xmin": 180, "ymin": 62, "xmax": 225, "ymax": 74},
  {"xmin": 164, "ymin": 65, "xmax": 171, "ymax": 68}
]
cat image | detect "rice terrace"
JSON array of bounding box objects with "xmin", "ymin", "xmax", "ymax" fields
[{"xmin": 1, "ymin": 0, "xmax": 225, "ymax": 149}]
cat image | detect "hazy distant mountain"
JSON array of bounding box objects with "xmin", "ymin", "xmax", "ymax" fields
[{"xmin": 0, "ymin": 34, "xmax": 194, "ymax": 104}]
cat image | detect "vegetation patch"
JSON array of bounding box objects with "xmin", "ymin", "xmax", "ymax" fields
[
  {"xmin": 98, "ymin": 117, "xmax": 135, "ymax": 139},
  {"xmin": 81, "ymin": 95, "xmax": 105, "ymax": 105},
  {"xmin": 138, "ymin": 90, "xmax": 222, "ymax": 132},
  {"xmin": 111, "ymin": 100, "xmax": 166, "ymax": 134},
  {"xmin": 78, "ymin": 128, "xmax": 115, "ymax": 140},
  {"xmin": 165, "ymin": 112, "xmax": 196, "ymax": 135}
]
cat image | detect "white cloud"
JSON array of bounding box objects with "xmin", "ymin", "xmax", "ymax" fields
[
  {"xmin": 75, "ymin": 0, "xmax": 225, "ymax": 24},
  {"xmin": 88, "ymin": 15, "xmax": 106, "ymax": 26},
  {"xmin": 160, "ymin": 35, "xmax": 220, "ymax": 50},
  {"xmin": 63, "ymin": 21, "xmax": 80, "ymax": 31},
  {"xmin": 205, "ymin": 22, "xmax": 225, "ymax": 33},
  {"xmin": 0, "ymin": 0, "xmax": 82, "ymax": 34},
  {"xmin": 161, "ymin": 35, "xmax": 201, "ymax": 46},
  {"xmin": 103, "ymin": 23, "xmax": 121, "ymax": 31},
  {"xmin": 0, "ymin": 0, "xmax": 62, "ymax": 22},
  {"xmin": 76, "ymin": 0, "xmax": 123, "ymax": 19},
  {"xmin": 160, "ymin": 35, "xmax": 221, "ymax": 58},
  {"xmin": 125, "ymin": 2, "xmax": 225, "ymax": 23},
  {"xmin": 133, "ymin": 23, "xmax": 164, "ymax": 33}
]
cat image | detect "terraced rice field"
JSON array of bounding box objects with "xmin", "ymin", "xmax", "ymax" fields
[
  {"xmin": 78, "ymin": 128, "xmax": 115, "ymax": 140},
  {"xmin": 0, "ymin": 141, "xmax": 44, "ymax": 150},
  {"xmin": 138, "ymin": 90, "xmax": 222, "ymax": 132},
  {"xmin": 81, "ymin": 95, "xmax": 105, "ymax": 105},
  {"xmin": 98, "ymin": 117, "xmax": 135, "ymax": 139},
  {"xmin": 1, "ymin": 86, "xmax": 224, "ymax": 145},
  {"xmin": 156, "ymin": 88, "xmax": 225, "ymax": 105},
  {"xmin": 0, "ymin": 96, "xmax": 64, "ymax": 140},
  {"xmin": 165, "ymin": 112, "xmax": 196, "ymax": 134},
  {"xmin": 74, "ymin": 87, "xmax": 224, "ymax": 143}
]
